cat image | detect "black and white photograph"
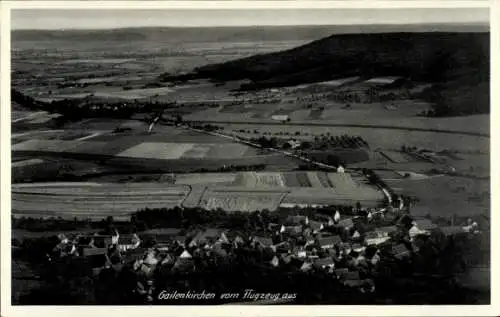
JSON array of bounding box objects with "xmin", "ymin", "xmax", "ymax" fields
[{"xmin": 1, "ymin": 0, "xmax": 497, "ymax": 314}]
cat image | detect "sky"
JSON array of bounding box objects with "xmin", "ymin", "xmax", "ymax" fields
[{"xmin": 11, "ymin": 8, "xmax": 490, "ymax": 30}]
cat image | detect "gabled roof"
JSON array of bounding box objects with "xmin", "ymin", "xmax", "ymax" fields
[
  {"xmin": 191, "ymin": 228, "xmax": 223, "ymax": 244},
  {"xmin": 253, "ymin": 236, "xmax": 274, "ymax": 247},
  {"xmin": 318, "ymin": 235, "xmax": 341, "ymax": 247},
  {"xmin": 309, "ymin": 220, "xmax": 324, "ymax": 231},
  {"xmin": 286, "ymin": 215, "xmax": 308, "ymax": 225},
  {"xmin": 280, "ymin": 254, "xmax": 292, "ymax": 264},
  {"xmin": 338, "ymin": 218, "xmax": 354, "ymax": 228},
  {"xmin": 283, "ymin": 225, "xmax": 303, "ymax": 234},
  {"xmin": 119, "ymin": 234, "xmax": 141, "ymax": 245},
  {"xmin": 314, "ymin": 257, "xmax": 335, "ymax": 267},
  {"xmin": 392, "ymin": 243, "xmax": 410, "ymax": 257},
  {"xmin": 179, "ymin": 250, "xmax": 193, "ymax": 259}
]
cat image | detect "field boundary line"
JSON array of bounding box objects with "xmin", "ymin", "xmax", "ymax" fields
[{"xmin": 184, "ymin": 120, "xmax": 489, "ymax": 137}]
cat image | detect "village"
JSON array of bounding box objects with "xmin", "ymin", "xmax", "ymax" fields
[{"xmin": 38, "ymin": 198, "xmax": 483, "ymax": 304}]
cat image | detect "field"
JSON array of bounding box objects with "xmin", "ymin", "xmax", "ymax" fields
[
  {"xmin": 11, "ymin": 182, "xmax": 191, "ymax": 220},
  {"xmin": 11, "ymin": 170, "xmax": 385, "ymax": 218},
  {"xmin": 11, "ymin": 26, "xmax": 490, "ymax": 224},
  {"xmin": 385, "ymin": 176, "xmax": 490, "ymax": 217},
  {"xmin": 199, "ymin": 189, "xmax": 288, "ymax": 212}
]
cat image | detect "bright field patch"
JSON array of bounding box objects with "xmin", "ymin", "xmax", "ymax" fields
[
  {"xmin": 175, "ymin": 173, "xmax": 237, "ymax": 185},
  {"xmin": 254, "ymin": 172, "xmax": 285, "ymax": 188},
  {"xmin": 116, "ymin": 142, "xmax": 195, "ymax": 159},
  {"xmin": 182, "ymin": 145, "xmax": 212, "ymax": 158}
]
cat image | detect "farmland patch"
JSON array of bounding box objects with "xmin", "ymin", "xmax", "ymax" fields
[
  {"xmin": 306, "ymin": 171, "xmax": 324, "ymax": 188},
  {"xmin": 116, "ymin": 142, "xmax": 194, "ymax": 159},
  {"xmin": 199, "ymin": 188, "xmax": 287, "ymax": 212},
  {"xmin": 317, "ymin": 171, "xmax": 334, "ymax": 188}
]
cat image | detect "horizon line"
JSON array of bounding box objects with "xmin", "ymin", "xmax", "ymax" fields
[{"xmin": 12, "ymin": 21, "xmax": 490, "ymax": 32}]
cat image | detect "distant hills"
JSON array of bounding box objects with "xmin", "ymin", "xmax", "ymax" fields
[{"xmin": 12, "ymin": 23, "xmax": 488, "ymax": 43}]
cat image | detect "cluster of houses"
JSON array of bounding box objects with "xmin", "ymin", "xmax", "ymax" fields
[{"xmin": 47, "ymin": 206, "xmax": 481, "ymax": 302}]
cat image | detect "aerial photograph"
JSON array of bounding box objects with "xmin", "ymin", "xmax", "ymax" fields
[{"xmin": 9, "ymin": 7, "xmax": 490, "ymax": 305}]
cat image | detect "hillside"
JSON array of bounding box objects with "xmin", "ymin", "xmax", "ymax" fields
[
  {"xmin": 168, "ymin": 32, "xmax": 489, "ymax": 116},
  {"xmin": 190, "ymin": 32, "xmax": 488, "ymax": 83}
]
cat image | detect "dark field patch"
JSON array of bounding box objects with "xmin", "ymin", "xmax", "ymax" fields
[
  {"xmin": 295, "ymin": 172, "xmax": 312, "ymax": 187},
  {"xmin": 308, "ymin": 108, "xmax": 324, "ymax": 119},
  {"xmin": 317, "ymin": 171, "xmax": 334, "ymax": 187},
  {"xmin": 283, "ymin": 172, "xmax": 302, "ymax": 187}
]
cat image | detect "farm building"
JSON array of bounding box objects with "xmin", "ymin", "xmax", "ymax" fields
[
  {"xmin": 364, "ymin": 76, "xmax": 406, "ymax": 87},
  {"xmin": 316, "ymin": 76, "xmax": 361, "ymax": 88},
  {"xmin": 271, "ymin": 114, "xmax": 289, "ymax": 122}
]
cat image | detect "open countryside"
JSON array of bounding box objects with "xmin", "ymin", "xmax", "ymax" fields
[{"xmin": 11, "ymin": 20, "xmax": 490, "ymax": 306}]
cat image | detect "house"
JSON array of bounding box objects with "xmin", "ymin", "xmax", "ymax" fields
[
  {"xmin": 280, "ymin": 254, "xmax": 292, "ymax": 264},
  {"xmin": 252, "ymin": 236, "xmax": 274, "ymax": 248},
  {"xmin": 351, "ymin": 243, "xmax": 365, "ymax": 253},
  {"xmin": 308, "ymin": 220, "xmax": 324, "ymax": 233},
  {"xmin": 212, "ymin": 245, "xmax": 228, "ymax": 258},
  {"xmin": 365, "ymin": 230, "xmax": 392, "ymax": 246},
  {"xmin": 270, "ymin": 255, "xmax": 280, "ymax": 267},
  {"xmin": 286, "ymin": 215, "xmax": 309, "ymax": 225},
  {"xmin": 118, "ymin": 234, "xmax": 141, "ymax": 252},
  {"xmin": 160, "ymin": 253, "xmax": 175, "ymax": 265},
  {"xmin": 189, "ymin": 228, "xmax": 225, "ymax": 247},
  {"xmin": 351, "ymin": 230, "xmax": 361, "ymax": 239},
  {"xmin": 340, "ymin": 243, "xmax": 352, "ymax": 255},
  {"xmin": 392, "ymin": 243, "xmax": 411, "ymax": 260},
  {"xmin": 338, "ymin": 218, "xmax": 354, "ymax": 230},
  {"xmin": 300, "ymin": 261, "xmax": 313, "ymax": 272},
  {"xmin": 268, "ymin": 223, "xmax": 281, "ymax": 232},
  {"xmin": 296, "ymin": 249, "xmax": 307, "ymax": 258},
  {"xmin": 409, "ymin": 219, "xmax": 437, "ymax": 239},
  {"xmin": 280, "ymin": 225, "xmax": 303, "ymax": 235},
  {"xmin": 179, "ymin": 250, "xmax": 193, "ymax": 259},
  {"xmin": 233, "ymin": 235, "xmax": 246, "ymax": 248},
  {"xmin": 333, "ymin": 210, "xmax": 341, "ymax": 223},
  {"xmin": 271, "ymin": 114, "xmax": 289, "ymax": 122},
  {"xmin": 272, "ymin": 241, "xmax": 290, "ymax": 253},
  {"xmin": 318, "ymin": 235, "xmax": 342, "ymax": 249},
  {"xmin": 285, "ymin": 139, "xmax": 301, "ymax": 150}
]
